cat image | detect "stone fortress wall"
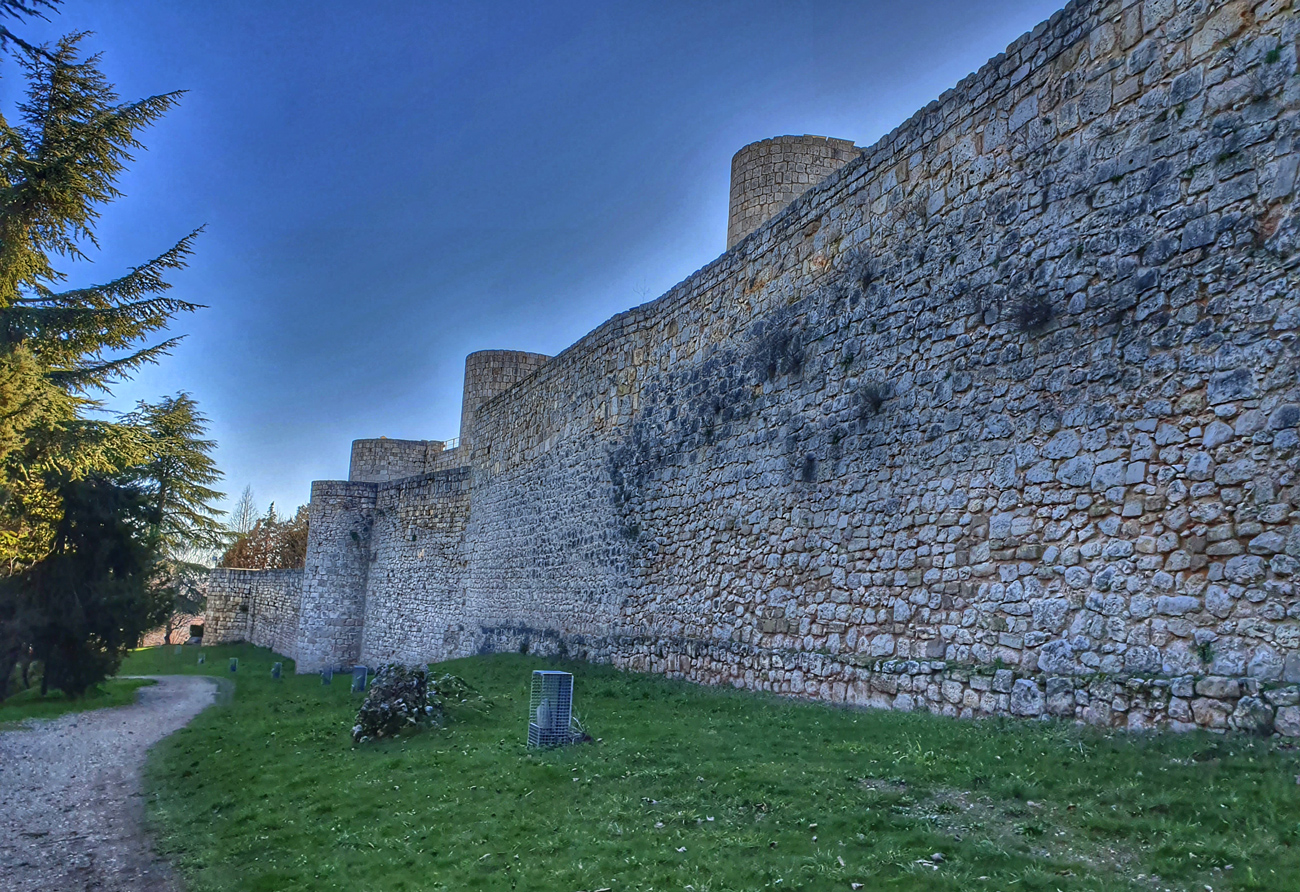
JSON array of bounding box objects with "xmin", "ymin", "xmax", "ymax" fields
[
  {"xmin": 207, "ymin": 0, "xmax": 1300, "ymax": 735},
  {"xmin": 204, "ymin": 568, "xmax": 303, "ymax": 658}
]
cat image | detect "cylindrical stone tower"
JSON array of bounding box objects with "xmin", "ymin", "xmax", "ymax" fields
[
  {"xmin": 726, "ymin": 135, "xmax": 860, "ymax": 249},
  {"xmin": 294, "ymin": 480, "xmax": 377, "ymax": 672},
  {"xmin": 458, "ymin": 349, "xmax": 551, "ymax": 452}
]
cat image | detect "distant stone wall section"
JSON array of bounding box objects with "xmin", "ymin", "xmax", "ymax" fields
[
  {"xmin": 349, "ymin": 438, "xmax": 447, "ymax": 483},
  {"xmin": 204, "ymin": 569, "xmax": 303, "ymax": 657},
  {"xmin": 458, "ymin": 350, "xmax": 550, "ymax": 452},
  {"xmin": 726, "ymin": 135, "xmax": 860, "ymax": 249}
]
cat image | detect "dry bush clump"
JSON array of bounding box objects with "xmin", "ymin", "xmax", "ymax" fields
[{"xmin": 352, "ymin": 666, "xmax": 493, "ymax": 744}]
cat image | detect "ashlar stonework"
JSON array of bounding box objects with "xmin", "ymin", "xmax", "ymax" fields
[{"xmin": 207, "ymin": 0, "xmax": 1300, "ymax": 735}]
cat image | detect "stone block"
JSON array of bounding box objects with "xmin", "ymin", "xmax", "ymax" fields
[
  {"xmin": 1156, "ymin": 595, "xmax": 1200, "ymax": 616},
  {"xmin": 1195, "ymin": 677, "xmax": 1240, "ymax": 699},
  {"xmin": 992, "ymin": 669, "xmax": 1015, "ymax": 693},
  {"xmin": 1228, "ymin": 697, "xmax": 1274, "ymax": 735},
  {"xmin": 1009, "ymin": 679, "xmax": 1043, "ymax": 716},
  {"xmin": 1276, "ymin": 706, "xmax": 1300, "ymax": 738}
]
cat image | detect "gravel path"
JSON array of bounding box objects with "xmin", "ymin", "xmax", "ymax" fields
[{"xmin": 0, "ymin": 675, "xmax": 218, "ymax": 892}]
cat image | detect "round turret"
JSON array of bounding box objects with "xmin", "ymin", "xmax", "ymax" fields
[
  {"xmin": 726, "ymin": 135, "xmax": 859, "ymax": 249},
  {"xmin": 458, "ymin": 349, "xmax": 551, "ymax": 451}
]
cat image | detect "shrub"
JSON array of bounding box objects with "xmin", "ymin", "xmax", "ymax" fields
[
  {"xmin": 857, "ymin": 380, "xmax": 891, "ymax": 417},
  {"xmin": 351, "ymin": 667, "xmax": 494, "ymax": 744},
  {"xmin": 750, "ymin": 324, "xmax": 804, "ymax": 382},
  {"xmin": 429, "ymin": 672, "xmax": 492, "ymax": 713}
]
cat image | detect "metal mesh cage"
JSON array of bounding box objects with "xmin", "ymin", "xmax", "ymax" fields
[{"xmin": 528, "ymin": 670, "xmax": 575, "ymax": 748}]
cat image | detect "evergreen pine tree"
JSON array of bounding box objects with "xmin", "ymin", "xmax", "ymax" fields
[
  {"xmin": 0, "ymin": 32, "xmax": 211, "ymax": 697},
  {"xmin": 122, "ymin": 393, "xmax": 226, "ymax": 634},
  {"xmin": 0, "ymin": 34, "xmax": 202, "ymax": 569},
  {"xmin": 125, "ymin": 393, "xmax": 226, "ymax": 557}
]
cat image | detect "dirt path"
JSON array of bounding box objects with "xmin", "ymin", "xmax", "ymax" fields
[{"xmin": 0, "ymin": 675, "xmax": 218, "ymax": 892}]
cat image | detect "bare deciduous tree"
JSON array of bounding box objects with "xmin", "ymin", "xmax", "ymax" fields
[{"xmin": 231, "ymin": 485, "xmax": 258, "ymax": 535}]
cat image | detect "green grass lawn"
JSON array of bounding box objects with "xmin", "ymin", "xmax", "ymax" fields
[
  {"xmin": 127, "ymin": 645, "xmax": 1300, "ymax": 892},
  {"xmin": 0, "ymin": 676, "xmax": 156, "ymax": 727}
]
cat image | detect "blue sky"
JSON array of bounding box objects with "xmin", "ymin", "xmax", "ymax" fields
[{"xmin": 2, "ymin": 0, "xmax": 1063, "ymax": 515}]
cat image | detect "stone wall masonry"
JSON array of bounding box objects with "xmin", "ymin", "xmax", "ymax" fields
[
  {"xmin": 349, "ymin": 438, "xmax": 446, "ymax": 483},
  {"xmin": 216, "ymin": 0, "xmax": 1300, "ymax": 734},
  {"xmin": 360, "ymin": 467, "xmax": 473, "ymax": 666},
  {"xmin": 472, "ymin": 628, "xmax": 1297, "ymax": 734},
  {"xmin": 426, "ymin": 445, "xmax": 467, "ymax": 475},
  {"xmin": 459, "ymin": 0, "xmax": 1300, "ymax": 732},
  {"xmin": 204, "ymin": 569, "xmax": 303, "ymax": 658},
  {"xmin": 294, "ymin": 481, "xmax": 378, "ymax": 671}
]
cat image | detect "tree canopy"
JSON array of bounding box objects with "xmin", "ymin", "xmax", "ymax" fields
[
  {"xmin": 220, "ymin": 504, "xmax": 309, "ymax": 571},
  {"xmin": 0, "ymin": 27, "xmax": 221, "ymax": 698},
  {"xmin": 0, "ymin": 34, "xmax": 201, "ymax": 570},
  {"xmin": 124, "ymin": 393, "xmax": 226, "ymax": 633}
]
